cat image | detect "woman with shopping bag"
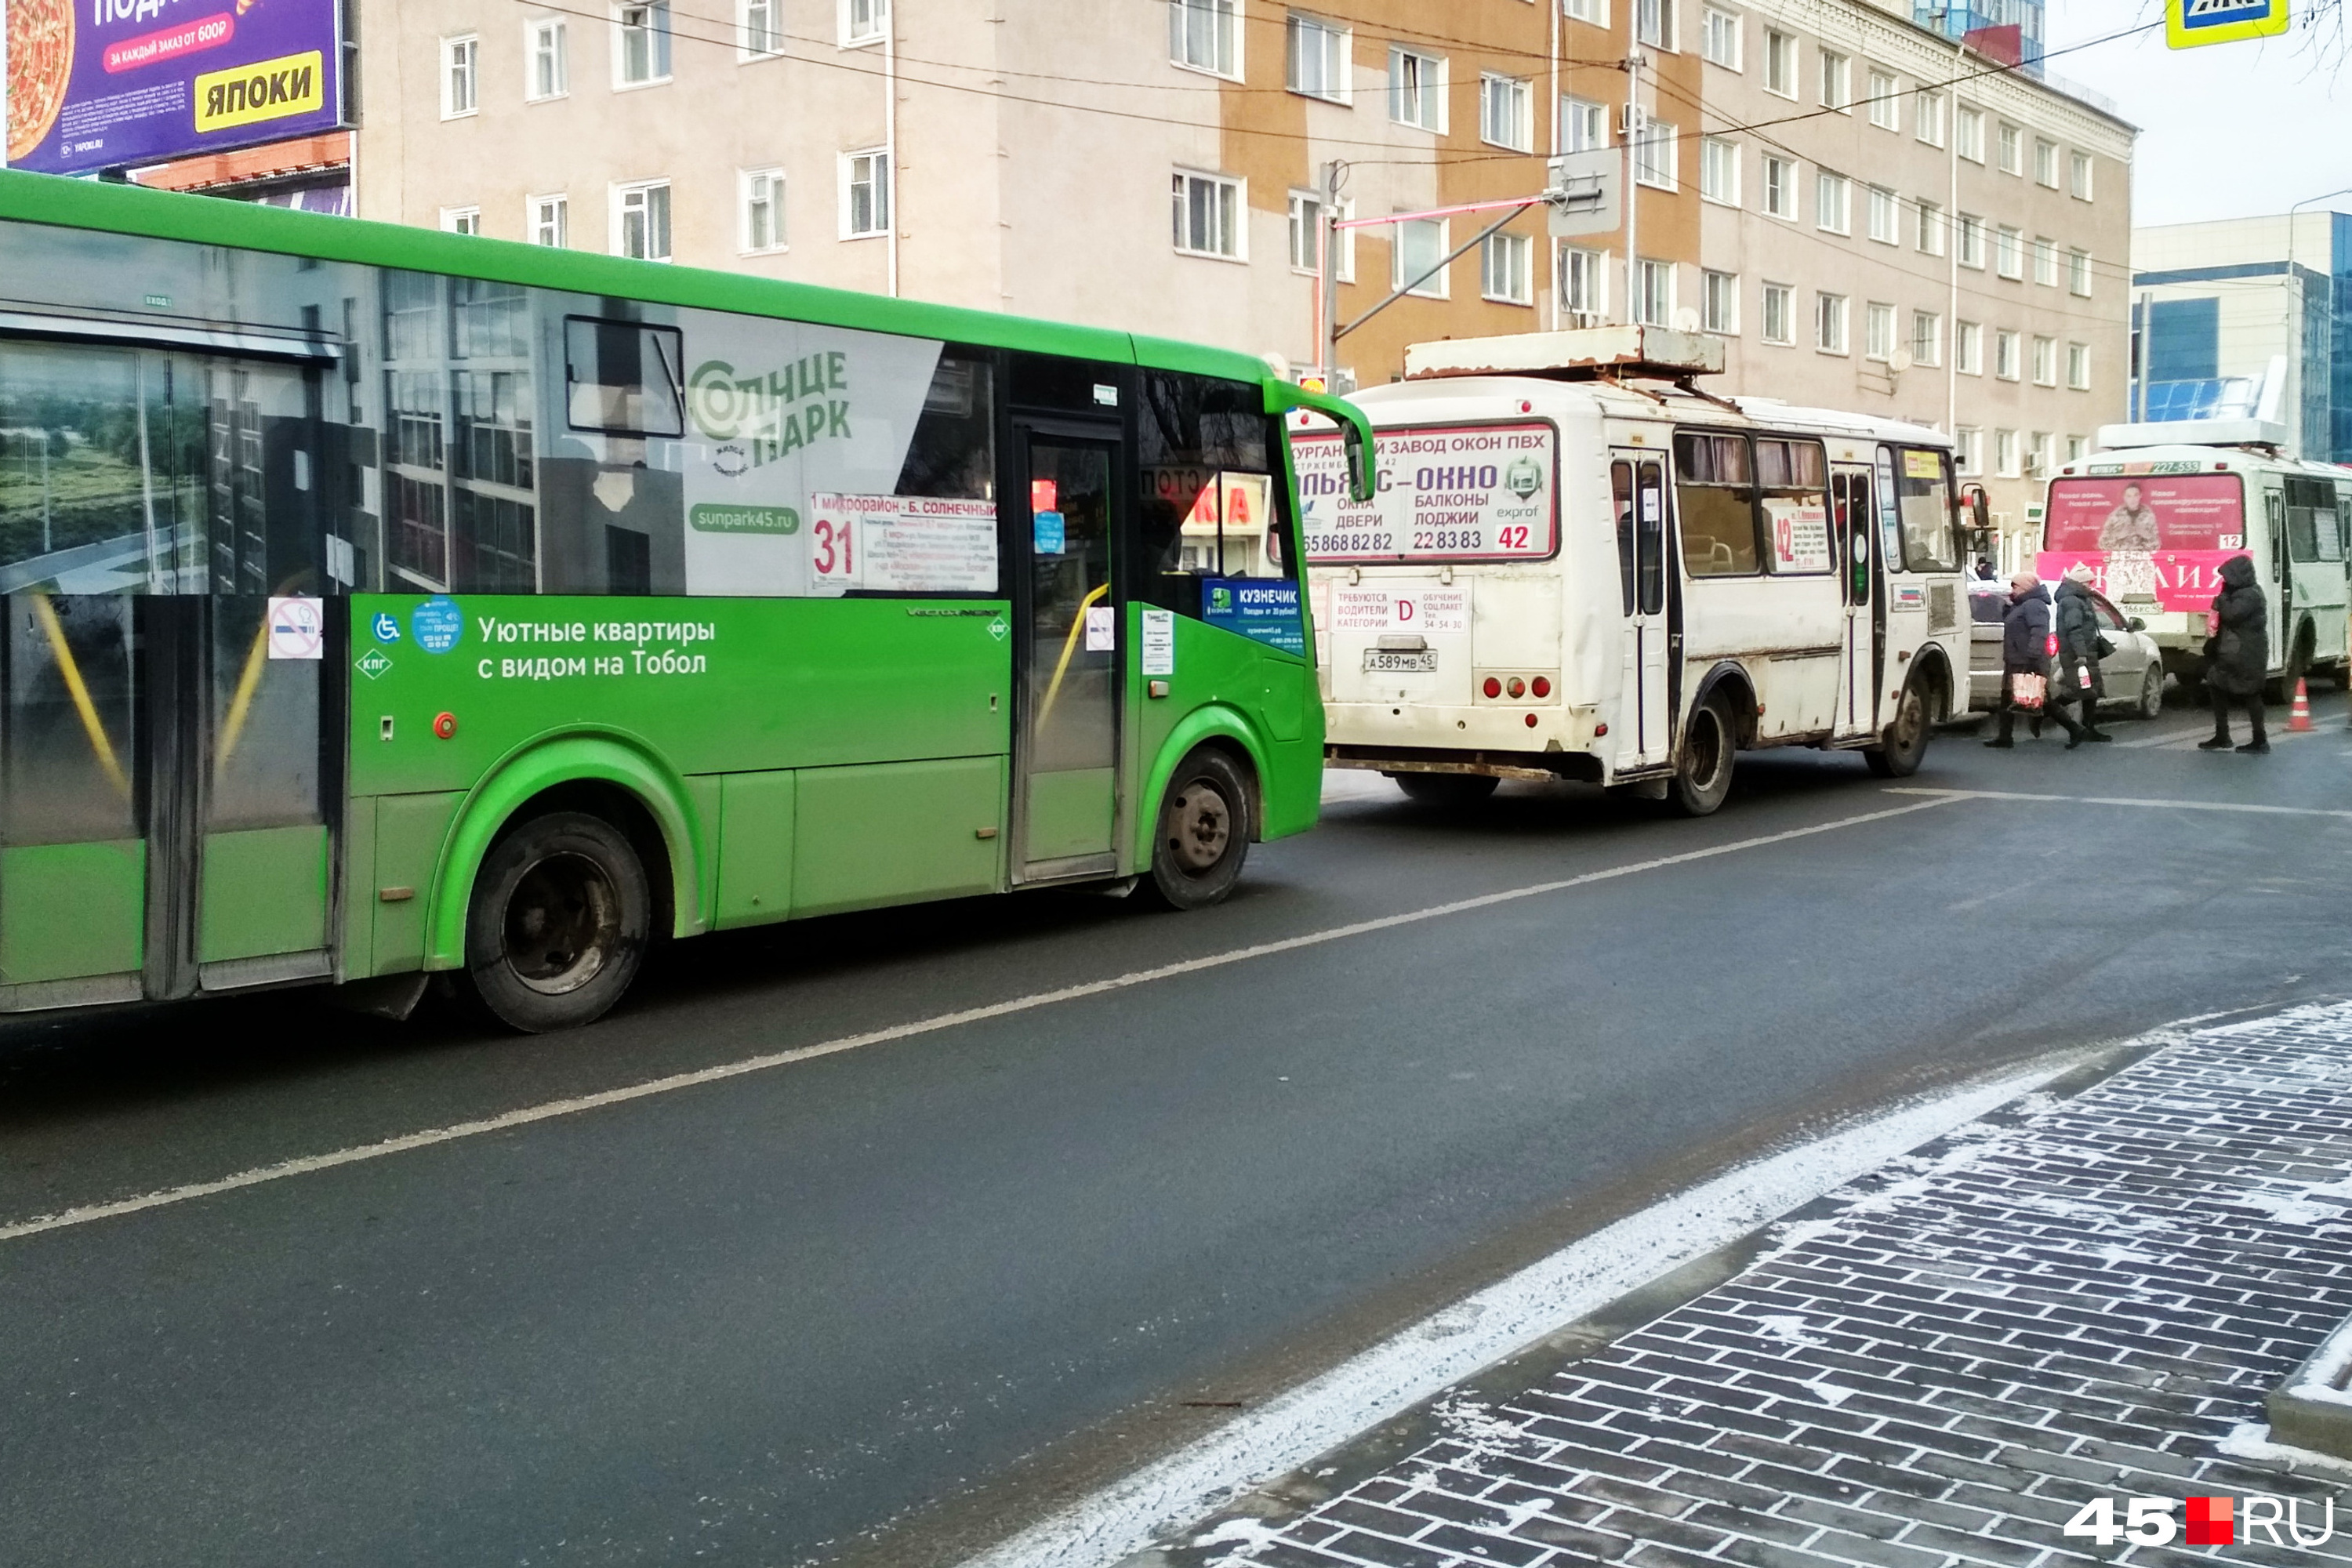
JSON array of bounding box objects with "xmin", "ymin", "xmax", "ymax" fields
[{"xmin": 1985, "ymin": 572, "xmax": 2087, "ymax": 749}]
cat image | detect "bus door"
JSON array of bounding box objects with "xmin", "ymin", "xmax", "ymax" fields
[
  {"xmin": 1831, "ymin": 465, "xmax": 1881, "ymax": 739},
  {"xmin": 1610, "ymin": 453, "xmax": 1674, "ymax": 771},
  {"xmin": 0, "ymin": 339, "xmax": 338, "ymax": 1007},
  {"xmin": 1012, "ymin": 420, "xmax": 1123, "ymax": 880},
  {"xmin": 2263, "ymin": 482, "xmax": 2292, "ymax": 670}
]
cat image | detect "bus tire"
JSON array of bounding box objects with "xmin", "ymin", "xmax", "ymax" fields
[
  {"xmin": 1392, "ymin": 771, "xmax": 1501, "ymax": 808},
  {"xmin": 1670, "ymin": 694, "xmax": 1737, "ymax": 816},
  {"xmin": 465, "ymin": 811, "xmax": 652, "ymax": 1033},
  {"xmin": 2266, "ymin": 625, "xmax": 2313, "ymax": 705},
  {"xmin": 1145, "ymin": 748, "xmax": 1251, "ymax": 911},
  {"xmin": 1864, "ymin": 682, "xmax": 1933, "ymax": 778}
]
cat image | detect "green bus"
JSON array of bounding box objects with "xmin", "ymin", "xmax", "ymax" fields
[{"xmin": 0, "ymin": 172, "xmax": 1371, "ymax": 1031}]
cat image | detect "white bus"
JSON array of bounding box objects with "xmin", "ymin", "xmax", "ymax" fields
[
  {"xmin": 2038, "ymin": 422, "xmax": 2349, "ymax": 699},
  {"xmin": 1291, "ymin": 329, "xmax": 1969, "ymax": 815}
]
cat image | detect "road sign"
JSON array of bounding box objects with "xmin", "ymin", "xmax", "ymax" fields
[
  {"xmin": 1547, "ymin": 151, "xmax": 1621, "ymax": 238},
  {"xmin": 2166, "ymin": 0, "xmax": 2288, "ymax": 49}
]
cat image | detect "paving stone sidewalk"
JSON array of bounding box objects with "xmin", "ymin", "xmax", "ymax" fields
[{"xmin": 1183, "ymin": 1007, "xmax": 2352, "ymax": 1568}]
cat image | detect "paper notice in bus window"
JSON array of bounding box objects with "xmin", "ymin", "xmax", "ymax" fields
[
  {"xmin": 1142, "ymin": 608, "xmax": 1175, "ymax": 675},
  {"xmin": 1904, "ymin": 449, "xmax": 1943, "ymax": 481},
  {"xmin": 1294, "ymin": 422, "xmax": 1555, "ymax": 563},
  {"xmin": 1764, "ymin": 498, "xmax": 1833, "ymax": 573},
  {"xmin": 807, "ymin": 494, "xmax": 1000, "ymax": 592}
]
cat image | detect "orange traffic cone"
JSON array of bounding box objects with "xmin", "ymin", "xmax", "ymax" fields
[{"xmin": 2288, "ymin": 677, "xmax": 2314, "ymax": 732}]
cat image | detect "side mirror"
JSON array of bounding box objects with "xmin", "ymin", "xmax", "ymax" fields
[
  {"xmin": 2128, "ymin": 616, "xmax": 2146, "ymax": 633},
  {"xmin": 1343, "ymin": 419, "xmax": 1375, "ymax": 505},
  {"xmin": 1959, "ymin": 482, "xmax": 1991, "ymax": 535}
]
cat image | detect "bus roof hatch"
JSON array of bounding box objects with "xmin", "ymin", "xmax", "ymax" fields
[{"xmin": 1403, "ymin": 326, "xmax": 1724, "ymax": 383}]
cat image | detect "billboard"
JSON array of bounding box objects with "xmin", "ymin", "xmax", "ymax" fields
[
  {"xmin": 6, "ymin": 0, "xmax": 345, "ymax": 176},
  {"xmin": 2038, "ymin": 474, "xmax": 2249, "ymax": 611}
]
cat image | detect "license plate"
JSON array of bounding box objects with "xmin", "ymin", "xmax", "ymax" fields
[{"xmin": 1363, "ymin": 648, "xmax": 1437, "ymax": 673}]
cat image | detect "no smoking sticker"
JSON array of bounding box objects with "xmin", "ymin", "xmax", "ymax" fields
[{"xmin": 267, "ymin": 597, "xmax": 325, "ymax": 661}]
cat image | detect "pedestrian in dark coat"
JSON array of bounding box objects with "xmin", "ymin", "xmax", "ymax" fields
[
  {"xmin": 2200, "ymin": 554, "xmax": 2270, "ymax": 753},
  {"xmin": 2053, "ymin": 566, "xmax": 2113, "ymax": 742},
  {"xmin": 1986, "ymin": 572, "xmax": 2085, "ymax": 748}
]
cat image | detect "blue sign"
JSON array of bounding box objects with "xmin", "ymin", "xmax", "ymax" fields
[
  {"xmin": 1202, "ymin": 579, "xmax": 1307, "ymax": 657},
  {"xmin": 371, "ymin": 611, "xmax": 402, "ymax": 644},
  {"xmin": 1033, "ymin": 510, "xmax": 1065, "ymax": 556},
  {"xmin": 2167, "ymin": 0, "xmax": 2288, "ymax": 45},
  {"xmin": 411, "ymin": 597, "xmax": 463, "ymax": 655}
]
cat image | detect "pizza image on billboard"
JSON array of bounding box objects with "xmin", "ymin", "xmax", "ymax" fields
[{"xmin": 5, "ymin": 0, "xmax": 76, "ymax": 164}]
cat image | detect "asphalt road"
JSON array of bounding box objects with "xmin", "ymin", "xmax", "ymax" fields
[{"xmin": 5, "ymin": 691, "xmax": 2349, "ymax": 1568}]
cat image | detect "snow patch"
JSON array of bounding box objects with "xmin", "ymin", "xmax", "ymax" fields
[
  {"xmin": 2219, "ymin": 1423, "xmax": 2352, "ymax": 1477},
  {"xmin": 2288, "ymin": 1318, "xmax": 2352, "ymax": 1406},
  {"xmin": 1753, "ymin": 1315, "xmax": 1825, "ymax": 1348},
  {"xmin": 1192, "ymin": 1515, "xmax": 1289, "ymax": 1565}
]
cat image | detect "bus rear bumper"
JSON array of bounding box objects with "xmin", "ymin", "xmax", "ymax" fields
[{"xmin": 1325, "ymin": 744, "xmax": 1606, "ymax": 785}]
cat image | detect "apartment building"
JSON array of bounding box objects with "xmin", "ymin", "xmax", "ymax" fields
[{"xmin": 1682, "ymin": 0, "xmax": 2134, "ymax": 542}]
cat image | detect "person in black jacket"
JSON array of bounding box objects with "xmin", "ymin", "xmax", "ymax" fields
[
  {"xmin": 2199, "ymin": 553, "xmax": 2270, "ymax": 753},
  {"xmin": 1986, "ymin": 572, "xmax": 2086, "ymax": 748},
  {"xmin": 2053, "ymin": 566, "xmax": 2114, "ymax": 742}
]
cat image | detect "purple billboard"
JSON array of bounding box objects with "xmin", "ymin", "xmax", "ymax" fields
[{"xmin": 6, "ymin": 0, "xmax": 345, "ymax": 176}]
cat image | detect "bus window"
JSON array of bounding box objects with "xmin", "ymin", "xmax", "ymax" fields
[
  {"xmin": 563, "ymin": 316, "xmax": 686, "ymax": 438},
  {"xmin": 1755, "ymin": 437, "xmax": 1831, "ymax": 575},
  {"xmin": 1893, "ymin": 447, "xmax": 1960, "ymax": 572},
  {"xmin": 2285, "ymin": 477, "xmax": 2342, "ymax": 564},
  {"xmin": 1635, "ymin": 463, "xmax": 1666, "ymax": 615},
  {"xmin": 1672, "ymin": 431, "xmax": 1759, "ymax": 577},
  {"xmin": 1612, "ymin": 461, "xmax": 1636, "ymax": 615},
  {"xmin": 893, "ymin": 355, "xmax": 998, "ymax": 504},
  {"xmin": 1137, "ymin": 370, "xmax": 1292, "ymax": 609}
]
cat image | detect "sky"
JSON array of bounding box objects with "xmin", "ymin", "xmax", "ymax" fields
[{"xmin": 2044, "ymin": 0, "xmax": 2352, "ymax": 227}]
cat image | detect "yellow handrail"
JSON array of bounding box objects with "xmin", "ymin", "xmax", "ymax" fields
[
  {"xmin": 1036, "ymin": 581, "xmax": 1109, "ymax": 731},
  {"xmin": 213, "ymin": 612, "xmax": 272, "ymax": 769},
  {"xmin": 29, "ymin": 595, "xmax": 130, "ymax": 800}
]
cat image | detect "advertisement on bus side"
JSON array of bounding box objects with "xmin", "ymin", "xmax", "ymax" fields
[
  {"xmin": 2038, "ymin": 474, "xmax": 2247, "ymax": 610},
  {"xmin": 1294, "ymin": 421, "xmax": 1557, "ymax": 564}
]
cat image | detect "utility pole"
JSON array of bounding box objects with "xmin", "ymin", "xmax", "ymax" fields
[
  {"xmin": 1622, "ymin": 47, "xmax": 1644, "ymax": 326},
  {"xmin": 1316, "ymin": 160, "xmax": 1345, "ymax": 387}
]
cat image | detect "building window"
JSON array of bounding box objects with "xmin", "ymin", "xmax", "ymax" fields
[
  {"xmin": 1559, "ymin": 96, "xmax": 1606, "ymax": 152},
  {"xmin": 1763, "ymin": 31, "xmax": 1796, "ymax": 97},
  {"xmin": 1866, "ymin": 186, "xmax": 1898, "ymax": 244},
  {"xmin": 1955, "ymin": 427, "xmax": 1982, "ymax": 476},
  {"xmin": 1995, "ymin": 429, "xmax": 2019, "ymax": 477},
  {"xmin": 843, "ymin": 0, "xmax": 888, "ymax": 45},
  {"xmin": 2067, "ymin": 341, "xmax": 2091, "ymax": 390},
  {"xmin": 1762, "ymin": 155, "xmax": 1794, "ymax": 219},
  {"xmin": 1634, "ymin": 116, "xmax": 1678, "ymax": 190},
  {"xmin": 1997, "ymin": 122, "xmax": 2021, "ymax": 173},
  {"xmin": 615, "ymin": 180, "xmax": 671, "ymax": 260},
  {"xmin": 2031, "ymin": 431, "xmax": 2055, "ymax": 474},
  {"xmin": 1700, "ymin": 138, "xmax": 1740, "ymax": 205},
  {"xmin": 1915, "ymin": 200, "xmax": 1944, "ymax": 256},
  {"xmin": 527, "ymin": 19, "xmax": 568, "ymax": 99},
  {"xmin": 1957, "ymin": 213, "xmax": 1984, "ymax": 268},
  {"xmin": 1395, "ymin": 216, "xmax": 1450, "ymax": 297},
  {"xmin": 1995, "ymin": 329, "xmax": 2021, "ymax": 380},
  {"xmin": 2067, "ymin": 434, "xmax": 2088, "ymax": 463},
  {"xmin": 1703, "ymin": 7, "xmax": 1740, "ymax": 67},
  {"xmin": 740, "ymin": 0, "xmax": 782, "ymax": 55},
  {"xmin": 1637, "ymin": 259, "xmax": 1675, "ymax": 326},
  {"xmin": 846, "ymin": 149, "xmax": 893, "ymax": 238},
  {"xmin": 1815, "ymin": 292, "xmax": 1848, "ymax": 354},
  {"xmin": 1169, "ymin": 0, "xmax": 1239, "ymax": 78},
  {"xmin": 1865, "ymin": 301, "xmax": 1895, "ymax": 361},
  {"xmin": 2032, "ymin": 335, "xmax": 2058, "ymax": 386},
  {"xmin": 1289, "ymin": 191, "xmax": 1354, "ymax": 278},
  {"xmin": 1390, "ymin": 48, "xmax": 1446, "ymax": 130},
  {"xmin": 1561, "ymin": 245, "xmax": 1608, "ymax": 319},
  {"xmin": 1818, "ymin": 49, "xmax": 1849, "ymax": 111},
  {"xmin": 1636, "ymin": 0, "xmax": 1675, "ymax": 49},
  {"xmin": 742, "ymin": 169, "xmax": 786, "ymax": 252},
  {"xmin": 616, "ymin": 3, "xmax": 672, "ymax": 85},
  {"xmin": 1761, "ymin": 282, "xmax": 1794, "ymax": 345},
  {"xmin": 1956, "ymin": 105, "xmax": 1984, "ymax": 162},
  {"xmin": 1565, "ymin": 0, "xmax": 1606, "ymax": 22},
  {"xmin": 1171, "ymin": 170, "xmax": 1242, "ymax": 257},
  {"xmin": 2034, "ymin": 137, "xmax": 2059, "ymax": 187},
  {"xmin": 1915, "ymin": 91, "xmax": 1944, "ymax": 146},
  {"xmin": 442, "ymin": 34, "xmax": 478, "ymax": 118},
  {"xmin": 441, "ymin": 206, "xmax": 481, "ymax": 236},
  {"xmin": 1867, "ymin": 70, "xmax": 1898, "ymax": 129},
  {"xmin": 530, "ymin": 194, "xmax": 568, "ymax": 247},
  {"xmin": 1994, "ymin": 225, "xmax": 2023, "ymax": 279},
  {"xmin": 1911, "ymin": 310, "xmax": 1942, "ymax": 366},
  {"xmin": 1289, "ymin": 15, "xmax": 1351, "ymax": 103},
  {"xmin": 2067, "ymin": 248, "xmax": 2092, "ymax": 296},
  {"xmin": 2071, "ymin": 151, "xmax": 2094, "ymax": 201},
  {"xmin": 1482, "ymin": 231, "xmax": 1533, "ymax": 304},
  {"xmin": 1702, "ymin": 269, "xmax": 1738, "ymax": 334},
  {"xmin": 1956, "ymin": 321, "xmax": 1982, "ymax": 374},
  {"xmin": 1481, "ymin": 74, "xmax": 1532, "ymax": 150},
  {"xmin": 2031, "ymin": 237, "xmax": 2057, "ymax": 287},
  {"xmin": 1816, "ymin": 171, "xmax": 1849, "ymax": 234}
]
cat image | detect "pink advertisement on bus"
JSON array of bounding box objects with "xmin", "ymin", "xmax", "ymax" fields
[{"xmin": 2037, "ymin": 474, "xmax": 2248, "ymax": 611}]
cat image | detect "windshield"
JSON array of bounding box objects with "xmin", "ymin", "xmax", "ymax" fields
[
  {"xmin": 1295, "ymin": 421, "xmax": 1557, "ymax": 564},
  {"xmin": 2045, "ymin": 474, "xmax": 2245, "ymax": 553}
]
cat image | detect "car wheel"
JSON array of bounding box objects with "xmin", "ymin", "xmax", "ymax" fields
[
  {"xmin": 1671, "ymin": 692, "xmax": 1737, "ymax": 816},
  {"xmin": 1392, "ymin": 771, "xmax": 1501, "ymax": 808},
  {"xmin": 1864, "ymin": 681, "xmax": 1932, "ymax": 778},
  {"xmin": 1145, "ymin": 748, "xmax": 1251, "ymax": 910},
  {"xmin": 466, "ymin": 811, "xmax": 652, "ymax": 1033},
  {"xmin": 2136, "ymin": 662, "xmax": 2165, "ymax": 720}
]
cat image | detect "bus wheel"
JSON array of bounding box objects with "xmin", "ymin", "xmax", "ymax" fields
[
  {"xmin": 1146, "ymin": 749, "xmax": 1250, "ymax": 910},
  {"xmin": 1864, "ymin": 682, "xmax": 1933, "ymax": 778},
  {"xmin": 1392, "ymin": 771, "xmax": 1501, "ymax": 808},
  {"xmin": 1671, "ymin": 694, "xmax": 1737, "ymax": 816},
  {"xmin": 466, "ymin": 811, "xmax": 652, "ymax": 1033},
  {"xmin": 2266, "ymin": 627, "xmax": 2312, "ymax": 705}
]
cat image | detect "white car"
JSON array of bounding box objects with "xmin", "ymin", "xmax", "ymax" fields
[{"xmin": 1967, "ymin": 581, "xmax": 2167, "ymax": 718}]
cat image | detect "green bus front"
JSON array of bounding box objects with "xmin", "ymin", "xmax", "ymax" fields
[{"xmin": 0, "ymin": 173, "xmax": 1369, "ymax": 1026}]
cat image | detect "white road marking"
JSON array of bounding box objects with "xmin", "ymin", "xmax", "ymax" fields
[
  {"xmin": 954, "ymin": 1057, "xmax": 2090, "ymax": 1568},
  {"xmin": 1888, "ymin": 786, "xmax": 2352, "ymax": 822},
  {"xmin": 0, "ymin": 796, "xmax": 1965, "ymax": 1247}
]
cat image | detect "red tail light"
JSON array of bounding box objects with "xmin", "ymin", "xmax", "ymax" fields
[
  {"xmin": 1594, "ymin": 721, "xmax": 1609, "ymax": 736},
  {"xmin": 1524, "ymin": 713, "xmax": 1539, "ymax": 728},
  {"xmin": 1531, "ymin": 676, "xmax": 1552, "ymax": 698},
  {"xmin": 1483, "ymin": 676, "xmax": 1502, "ymax": 698}
]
